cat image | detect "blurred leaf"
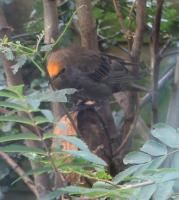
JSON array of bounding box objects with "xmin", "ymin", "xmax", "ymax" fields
[
  {"xmin": 11, "ymin": 55, "xmax": 27, "ymax": 74},
  {"xmin": 0, "ymin": 115, "xmax": 33, "ymax": 125},
  {"xmin": 113, "ymin": 165, "xmax": 141, "ymax": 184},
  {"xmin": 137, "ymin": 184, "xmax": 157, "ymax": 200},
  {"xmin": 139, "ymin": 168, "xmax": 179, "ymax": 183},
  {"xmin": 65, "ymin": 150, "xmax": 107, "ymax": 166},
  {"xmin": 151, "ymin": 123, "xmax": 179, "ymax": 148},
  {"xmin": 40, "ymin": 44, "xmax": 53, "ymax": 52},
  {"xmin": 44, "ymin": 190, "xmax": 63, "ymax": 200},
  {"xmin": 6, "ymin": 85, "xmax": 24, "ymax": 97},
  {"xmin": 12, "ymin": 166, "xmax": 53, "ymax": 185},
  {"xmin": 44, "ymin": 186, "xmax": 133, "ymax": 199},
  {"xmin": 27, "ymin": 98, "xmax": 40, "ymax": 109},
  {"xmin": 0, "ymin": 144, "xmax": 45, "ymax": 154},
  {"xmin": 0, "ymin": 133, "xmax": 39, "ymax": 143},
  {"xmin": 4, "ymin": 49, "xmax": 14, "ymax": 61},
  {"xmin": 0, "ymin": 101, "xmax": 29, "ymax": 111},
  {"xmin": 153, "ymin": 181, "xmax": 174, "ymax": 200},
  {"xmin": 0, "ymin": 89, "xmax": 19, "ymax": 98},
  {"xmin": 93, "ymin": 181, "xmax": 114, "ymax": 189},
  {"xmin": 60, "ymin": 135, "xmax": 89, "ymax": 151},
  {"xmin": 148, "ymin": 156, "xmax": 167, "ymax": 169},
  {"xmin": 27, "ymin": 88, "xmax": 77, "ymax": 103},
  {"xmin": 123, "ymin": 151, "xmax": 152, "ymax": 165},
  {"xmin": 34, "ymin": 116, "xmax": 50, "ymax": 124},
  {"xmin": 41, "ymin": 109, "xmax": 54, "ymax": 122},
  {"xmin": 140, "ymin": 140, "xmax": 167, "ymax": 156}
]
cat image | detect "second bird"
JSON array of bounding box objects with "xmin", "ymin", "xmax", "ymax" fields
[{"xmin": 47, "ymin": 46, "xmax": 144, "ymax": 101}]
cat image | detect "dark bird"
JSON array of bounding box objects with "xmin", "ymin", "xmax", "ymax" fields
[{"xmin": 47, "ymin": 47, "xmax": 145, "ymax": 101}]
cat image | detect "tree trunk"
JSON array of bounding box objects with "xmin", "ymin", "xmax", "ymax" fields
[
  {"xmin": 75, "ymin": 0, "xmax": 124, "ymax": 174},
  {"xmin": 75, "ymin": 0, "xmax": 98, "ymax": 50}
]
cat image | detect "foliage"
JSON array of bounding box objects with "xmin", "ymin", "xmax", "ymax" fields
[
  {"xmin": 1, "ymin": 1, "xmax": 179, "ymax": 199},
  {"xmin": 0, "ymin": 85, "xmax": 179, "ymax": 199}
]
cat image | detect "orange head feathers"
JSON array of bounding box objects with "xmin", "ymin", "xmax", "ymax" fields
[{"xmin": 47, "ymin": 60, "xmax": 64, "ymax": 78}]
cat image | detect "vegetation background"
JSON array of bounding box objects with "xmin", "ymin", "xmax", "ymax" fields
[{"xmin": 0, "ymin": 0, "xmax": 179, "ymax": 199}]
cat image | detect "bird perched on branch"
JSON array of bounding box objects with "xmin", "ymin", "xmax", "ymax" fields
[{"xmin": 47, "ymin": 46, "xmax": 145, "ymax": 101}]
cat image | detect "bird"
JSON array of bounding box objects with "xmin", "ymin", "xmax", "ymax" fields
[{"xmin": 47, "ymin": 46, "xmax": 145, "ymax": 102}]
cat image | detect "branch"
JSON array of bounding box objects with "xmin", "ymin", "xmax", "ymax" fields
[
  {"xmin": 0, "ymin": 151, "xmax": 39, "ymax": 198},
  {"xmin": 75, "ymin": 0, "xmax": 98, "ymax": 50},
  {"xmin": 131, "ymin": 0, "xmax": 147, "ymax": 67},
  {"xmin": 140, "ymin": 64, "xmax": 175, "ymax": 107},
  {"xmin": 123, "ymin": 180, "xmax": 155, "ymax": 189},
  {"xmin": 112, "ymin": 0, "xmax": 127, "ymax": 34},
  {"xmin": 151, "ymin": 0, "xmax": 164, "ymax": 123},
  {"xmin": 43, "ymin": 0, "xmax": 58, "ymax": 43}
]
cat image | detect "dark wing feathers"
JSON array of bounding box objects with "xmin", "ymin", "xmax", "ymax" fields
[
  {"xmin": 88, "ymin": 55, "xmax": 111, "ymax": 81},
  {"xmin": 88, "ymin": 54, "xmax": 133, "ymax": 83}
]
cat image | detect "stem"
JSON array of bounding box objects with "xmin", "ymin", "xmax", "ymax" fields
[{"xmin": 31, "ymin": 58, "xmax": 45, "ymax": 76}]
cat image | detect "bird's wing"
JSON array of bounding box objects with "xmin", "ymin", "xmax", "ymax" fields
[
  {"xmin": 106, "ymin": 71, "xmax": 146, "ymax": 91},
  {"xmin": 87, "ymin": 55, "xmax": 111, "ymax": 82}
]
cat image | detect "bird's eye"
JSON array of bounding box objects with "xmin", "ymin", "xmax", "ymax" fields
[{"xmin": 60, "ymin": 68, "xmax": 66, "ymax": 74}]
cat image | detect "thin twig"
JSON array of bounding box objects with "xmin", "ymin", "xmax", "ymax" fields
[
  {"xmin": 113, "ymin": 97, "xmax": 140, "ymax": 157},
  {"xmin": 162, "ymin": 50, "xmax": 179, "ymax": 58},
  {"xmin": 159, "ymin": 38, "xmax": 172, "ymax": 57},
  {"xmin": 0, "ymin": 151, "xmax": 39, "ymax": 199},
  {"xmin": 112, "ymin": 0, "xmax": 127, "ymax": 34},
  {"xmin": 140, "ymin": 63, "xmax": 175, "ymax": 107},
  {"xmin": 122, "ymin": 180, "xmax": 155, "ymax": 189},
  {"xmin": 27, "ymin": 112, "xmax": 66, "ymax": 187}
]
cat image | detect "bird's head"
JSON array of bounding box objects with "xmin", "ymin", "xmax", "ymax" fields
[{"xmin": 47, "ymin": 50, "xmax": 66, "ymax": 79}]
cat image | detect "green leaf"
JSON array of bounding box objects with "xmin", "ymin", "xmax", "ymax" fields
[
  {"xmin": 59, "ymin": 135, "xmax": 89, "ymax": 151},
  {"xmin": 4, "ymin": 49, "xmax": 14, "ymax": 60},
  {"xmin": 11, "ymin": 55, "xmax": 27, "ymax": 74},
  {"xmin": 0, "ymin": 144, "xmax": 45, "ymax": 154},
  {"xmin": 0, "ymin": 133, "xmax": 39, "ymax": 143},
  {"xmin": 140, "ymin": 168, "xmax": 179, "ymax": 183},
  {"xmin": 123, "ymin": 151, "xmax": 152, "ymax": 165},
  {"xmin": 34, "ymin": 116, "xmax": 50, "ymax": 124},
  {"xmin": 137, "ymin": 184, "xmax": 157, "ymax": 200},
  {"xmin": 0, "ymin": 89, "xmax": 19, "ymax": 98},
  {"xmin": 171, "ymin": 152, "xmax": 179, "ymax": 168},
  {"xmin": 65, "ymin": 150, "xmax": 107, "ymax": 166},
  {"xmin": 27, "ymin": 88, "xmax": 77, "ymax": 103},
  {"xmin": 44, "ymin": 190, "xmax": 63, "ymax": 200},
  {"xmin": 0, "ymin": 115, "xmax": 33, "ymax": 125},
  {"xmin": 113, "ymin": 165, "xmax": 141, "ymax": 184},
  {"xmin": 6, "ymin": 85, "xmax": 24, "ymax": 97},
  {"xmin": 41, "ymin": 109, "xmax": 54, "ymax": 122},
  {"xmin": 153, "ymin": 181, "xmax": 174, "ymax": 200},
  {"xmin": 151, "ymin": 123, "xmax": 179, "ymax": 148},
  {"xmin": 148, "ymin": 156, "xmax": 166, "ymax": 169},
  {"xmin": 93, "ymin": 181, "xmax": 114, "ymax": 189},
  {"xmin": 140, "ymin": 140, "xmax": 167, "ymax": 156},
  {"xmin": 0, "ymin": 101, "xmax": 29, "ymax": 111},
  {"xmin": 12, "ymin": 166, "xmax": 53, "ymax": 185}
]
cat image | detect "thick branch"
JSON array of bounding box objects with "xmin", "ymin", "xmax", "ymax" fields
[
  {"xmin": 131, "ymin": 0, "xmax": 147, "ymax": 69},
  {"xmin": 43, "ymin": 0, "xmax": 58, "ymax": 43},
  {"xmin": 75, "ymin": 0, "xmax": 98, "ymax": 50}
]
